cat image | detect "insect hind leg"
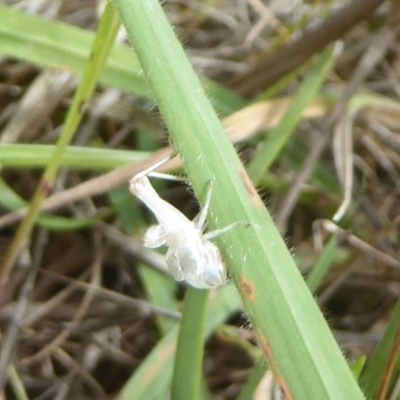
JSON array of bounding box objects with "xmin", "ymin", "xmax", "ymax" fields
[
  {"xmin": 196, "ymin": 180, "xmax": 244, "ymax": 239},
  {"xmin": 195, "ymin": 179, "xmax": 214, "ymax": 232},
  {"xmin": 203, "ymin": 222, "xmax": 241, "ymax": 241}
]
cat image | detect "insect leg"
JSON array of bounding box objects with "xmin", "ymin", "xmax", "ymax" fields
[
  {"xmin": 195, "ymin": 179, "xmax": 214, "ymax": 232},
  {"xmin": 132, "ymin": 150, "xmax": 178, "ymax": 181},
  {"xmin": 203, "ymin": 221, "xmax": 242, "ymax": 241}
]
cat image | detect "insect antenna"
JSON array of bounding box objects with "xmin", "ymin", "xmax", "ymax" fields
[{"xmin": 134, "ymin": 150, "xmax": 179, "ymax": 180}]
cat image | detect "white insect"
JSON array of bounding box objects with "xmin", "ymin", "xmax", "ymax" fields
[{"xmin": 129, "ymin": 153, "xmax": 232, "ymax": 289}]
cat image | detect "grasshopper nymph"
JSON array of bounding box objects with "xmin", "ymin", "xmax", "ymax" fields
[{"xmin": 129, "ymin": 153, "xmax": 232, "ymax": 289}]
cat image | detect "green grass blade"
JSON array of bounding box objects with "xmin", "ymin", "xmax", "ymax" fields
[
  {"xmin": 359, "ymin": 300, "xmax": 400, "ymax": 399},
  {"xmin": 172, "ymin": 289, "xmax": 208, "ymax": 400},
  {"xmin": 0, "ymin": 146, "xmax": 145, "ymax": 230},
  {"xmin": 247, "ymin": 44, "xmax": 339, "ymax": 183},
  {"xmin": 351, "ymin": 356, "xmax": 367, "ymax": 380},
  {"xmin": 237, "ymin": 358, "xmax": 268, "ymax": 400},
  {"xmin": 118, "ymin": 285, "xmax": 241, "ymax": 400},
  {"xmin": 0, "ymin": 144, "xmax": 147, "ymax": 170},
  {"xmin": 114, "ymin": 1, "xmax": 365, "ymax": 398},
  {"xmin": 0, "ymin": 3, "xmax": 149, "ymax": 100}
]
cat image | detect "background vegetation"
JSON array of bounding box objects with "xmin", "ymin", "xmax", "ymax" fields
[{"xmin": 0, "ymin": 0, "xmax": 399, "ymax": 399}]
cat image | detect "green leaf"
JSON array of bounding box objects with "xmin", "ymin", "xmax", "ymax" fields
[
  {"xmin": 247, "ymin": 44, "xmax": 339, "ymax": 183},
  {"xmin": 0, "ymin": 144, "xmax": 147, "ymax": 170},
  {"xmin": 114, "ymin": 1, "xmax": 365, "ymax": 398},
  {"xmin": 172, "ymin": 289, "xmax": 208, "ymax": 400},
  {"xmin": 0, "ymin": 4, "xmax": 245, "ymax": 115},
  {"xmin": 118, "ymin": 285, "xmax": 241, "ymax": 400},
  {"xmin": 359, "ymin": 300, "xmax": 400, "ymax": 399}
]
